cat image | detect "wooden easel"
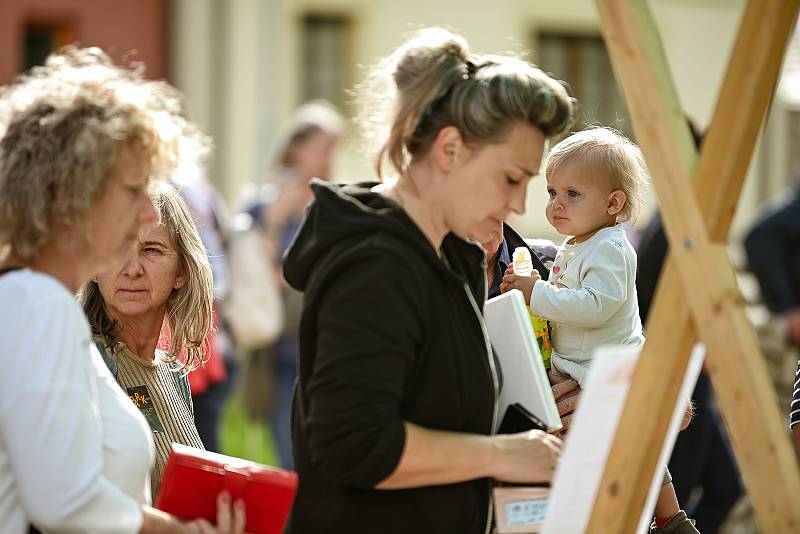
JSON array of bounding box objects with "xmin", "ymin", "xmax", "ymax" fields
[{"xmin": 587, "ymin": 1, "xmax": 800, "ymax": 532}]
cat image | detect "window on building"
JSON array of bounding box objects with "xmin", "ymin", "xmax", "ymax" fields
[
  {"xmin": 22, "ymin": 20, "xmax": 75, "ymax": 72},
  {"xmin": 535, "ymin": 32, "xmax": 632, "ymax": 140},
  {"xmin": 301, "ymin": 14, "xmax": 351, "ymax": 109}
]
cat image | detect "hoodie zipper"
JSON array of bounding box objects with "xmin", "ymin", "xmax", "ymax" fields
[{"xmin": 460, "ymin": 272, "xmax": 498, "ymax": 534}]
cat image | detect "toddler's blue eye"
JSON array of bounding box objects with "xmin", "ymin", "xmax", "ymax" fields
[
  {"xmin": 568, "ymin": 190, "xmax": 580, "ymax": 197},
  {"xmin": 506, "ymin": 175, "xmax": 521, "ymax": 185}
]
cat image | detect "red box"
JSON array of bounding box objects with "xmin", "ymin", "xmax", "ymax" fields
[{"xmin": 156, "ymin": 443, "xmax": 298, "ymax": 534}]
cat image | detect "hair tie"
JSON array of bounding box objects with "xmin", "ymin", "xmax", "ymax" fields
[{"xmin": 463, "ymin": 60, "xmax": 477, "ymax": 80}]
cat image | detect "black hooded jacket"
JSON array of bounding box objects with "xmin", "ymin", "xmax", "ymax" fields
[{"xmin": 282, "ymin": 180, "xmax": 498, "ymax": 534}]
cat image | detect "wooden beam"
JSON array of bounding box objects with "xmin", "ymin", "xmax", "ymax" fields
[
  {"xmin": 697, "ymin": 0, "xmax": 800, "ymax": 241},
  {"xmin": 587, "ymin": 1, "xmax": 800, "ymax": 532}
]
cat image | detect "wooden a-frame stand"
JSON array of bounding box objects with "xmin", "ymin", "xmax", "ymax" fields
[{"xmin": 587, "ymin": 1, "xmax": 800, "ymax": 532}]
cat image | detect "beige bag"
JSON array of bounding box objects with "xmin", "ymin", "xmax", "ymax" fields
[{"xmin": 222, "ymin": 213, "xmax": 284, "ymax": 349}]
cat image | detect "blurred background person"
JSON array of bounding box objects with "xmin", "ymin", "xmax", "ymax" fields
[
  {"xmin": 81, "ymin": 181, "xmax": 213, "ymax": 499},
  {"xmin": 744, "ymin": 183, "xmax": 800, "ymax": 348},
  {"xmin": 240, "ymin": 100, "xmax": 345, "ymax": 469},
  {"xmin": 743, "ymin": 183, "xmax": 800, "ymax": 467}
]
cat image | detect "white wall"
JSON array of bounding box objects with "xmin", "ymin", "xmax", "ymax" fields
[
  {"xmin": 171, "ymin": 0, "xmax": 285, "ymax": 204},
  {"xmin": 171, "ymin": 0, "xmax": 782, "ymax": 241}
]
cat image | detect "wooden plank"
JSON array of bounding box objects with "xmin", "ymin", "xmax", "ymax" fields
[
  {"xmin": 584, "ymin": 257, "xmax": 695, "ymax": 533},
  {"xmin": 697, "ymin": 0, "xmax": 800, "ymax": 241},
  {"xmin": 587, "ymin": 1, "xmax": 800, "ymax": 532}
]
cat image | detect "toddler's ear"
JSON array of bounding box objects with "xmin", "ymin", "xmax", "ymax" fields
[{"xmin": 607, "ymin": 190, "xmax": 627, "ymax": 217}]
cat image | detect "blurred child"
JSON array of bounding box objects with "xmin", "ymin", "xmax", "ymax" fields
[{"xmin": 501, "ymin": 127, "xmax": 698, "ymax": 533}]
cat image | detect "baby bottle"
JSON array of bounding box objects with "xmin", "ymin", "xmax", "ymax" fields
[{"xmin": 512, "ymin": 247, "xmax": 552, "ymax": 369}]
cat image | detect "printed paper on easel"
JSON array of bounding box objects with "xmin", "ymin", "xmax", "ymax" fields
[
  {"xmin": 541, "ymin": 345, "xmax": 640, "ymax": 534},
  {"xmin": 540, "ymin": 344, "xmax": 704, "ymax": 534}
]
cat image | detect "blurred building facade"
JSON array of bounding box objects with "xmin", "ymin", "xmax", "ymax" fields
[
  {"xmin": 0, "ymin": 0, "xmax": 796, "ymax": 240},
  {"xmin": 0, "ymin": 0, "xmax": 167, "ymax": 81},
  {"xmin": 169, "ymin": 0, "xmax": 797, "ymax": 242}
]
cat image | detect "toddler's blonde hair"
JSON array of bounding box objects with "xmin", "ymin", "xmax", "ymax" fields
[{"xmin": 545, "ymin": 127, "xmax": 648, "ymax": 223}]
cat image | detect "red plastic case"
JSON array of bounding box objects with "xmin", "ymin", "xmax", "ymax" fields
[{"xmin": 156, "ymin": 443, "xmax": 298, "ymax": 534}]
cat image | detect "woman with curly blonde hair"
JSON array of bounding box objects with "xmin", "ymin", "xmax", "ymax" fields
[
  {"xmin": 81, "ymin": 180, "xmax": 213, "ymax": 498},
  {"xmin": 0, "ymin": 47, "xmax": 243, "ymax": 533}
]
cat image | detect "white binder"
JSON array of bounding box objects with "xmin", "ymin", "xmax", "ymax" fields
[{"xmin": 484, "ymin": 289, "xmax": 562, "ymax": 433}]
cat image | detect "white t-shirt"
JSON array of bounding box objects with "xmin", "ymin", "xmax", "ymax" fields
[
  {"xmin": 530, "ymin": 225, "xmax": 645, "ymax": 386},
  {"xmin": 0, "ymin": 270, "xmax": 154, "ymax": 533}
]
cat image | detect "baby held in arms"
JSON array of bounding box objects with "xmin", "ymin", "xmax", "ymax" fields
[
  {"xmin": 501, "ymin": 126, "xmax": 646, "ymax": 388},
  {"xmin": 501, "ymin": 128, "xmax": 701, "ymax": 533}
]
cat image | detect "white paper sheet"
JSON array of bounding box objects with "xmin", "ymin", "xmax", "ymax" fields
[
  {"xmin": 484, "ymin": 289, "xmax": 562, "ymax": 432},
  {"xmin": 541, "ymin": 343, "xmax": 704, "ymax": 533}
]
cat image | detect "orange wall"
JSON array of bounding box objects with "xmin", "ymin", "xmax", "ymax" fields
[{"xmin": 0, "ymin": 0, "xmax": 168, "ymax": 83}]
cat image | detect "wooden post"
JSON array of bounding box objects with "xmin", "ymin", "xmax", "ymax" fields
[{"xmin": 587, "ymin": 1, "xmax": 800, "ymax": 532}]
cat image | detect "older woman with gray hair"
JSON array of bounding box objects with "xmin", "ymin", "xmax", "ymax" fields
[
  {"xmin": 81, "ymin": 180, "xmax": 213, "ymax": 499},
  {"xmin": 0, "ymin": 47, "xmax": 243, "ymax": 533}
]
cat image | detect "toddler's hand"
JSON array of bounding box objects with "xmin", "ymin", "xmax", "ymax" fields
[{"xmin": 500, "ymin": 264, "xmax": 540, "ymax": 305}]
